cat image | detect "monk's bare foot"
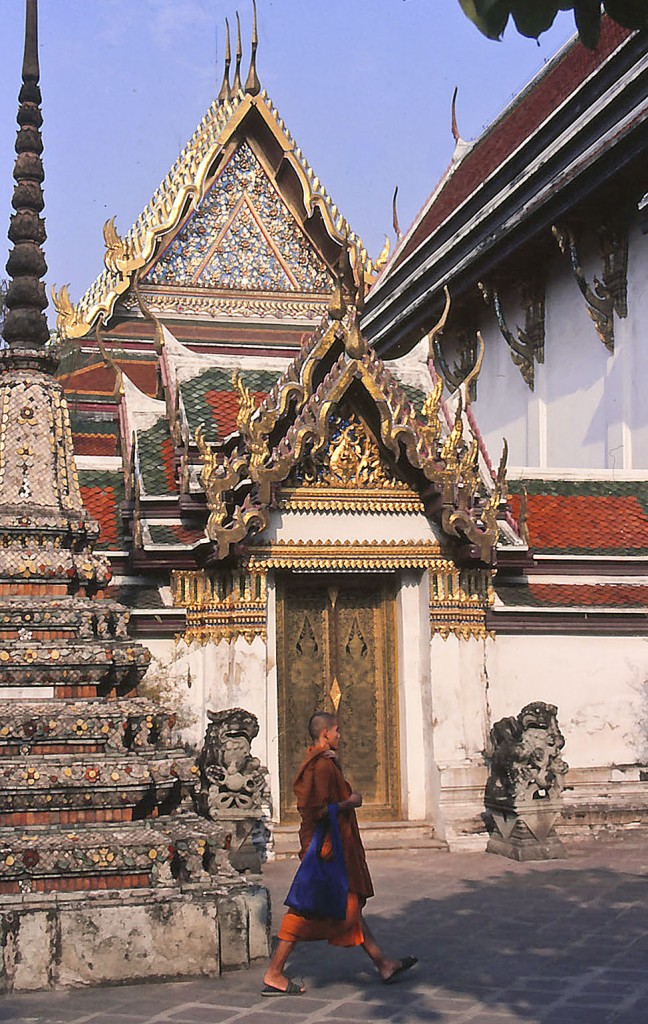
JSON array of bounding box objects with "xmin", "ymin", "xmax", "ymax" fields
[{"xmin": 262, "ymin": 971, "xmax": 305, "ymax": 994}]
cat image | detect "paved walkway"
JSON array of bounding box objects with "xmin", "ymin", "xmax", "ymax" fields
[{"xmin": 2, "ymin": 837, "xmax": 647, "ymax": 1024}]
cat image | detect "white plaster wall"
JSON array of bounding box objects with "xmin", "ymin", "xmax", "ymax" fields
[
  {"xmin": 627, "ymin": 223, "xmax": 648, "ymax": 469},
  {"xmin": 485, "ymin": 634, "xmax": 648, "ymax": 768},
  {"xmin": 429, "ymin": 635, "xmax": 490, "ymax": 765},
  {"xmin": 265, "ymin": 509, "xmax": 441, "ymax": 545},
  {"xmin": 469, "ymin": 223, "xmax": 648, "ymax": 473},
  {"xmin": 543, "ymin": 249, "xmax": 611, "ymax": 469},
  {"xmin": 471, "ymin": 311, "xmax": 530, "ymax": 469},
  {"xmin": 143, "ymin": 636, "xmax": 269, "ymax": 765}
]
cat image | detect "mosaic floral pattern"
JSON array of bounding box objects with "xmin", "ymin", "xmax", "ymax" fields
[{"xmin": 146, "ymin": 142, "xmax": 331, "ymax": 293}]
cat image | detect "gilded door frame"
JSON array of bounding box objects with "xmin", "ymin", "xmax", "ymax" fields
[{"xmin": 276, "ymin": 571, "xmax": 401, "ymax": 822}]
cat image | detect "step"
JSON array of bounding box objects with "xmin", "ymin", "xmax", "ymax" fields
[{"xmin": 272, "ymin": 820, "xmax": 447, "ymax": 858}]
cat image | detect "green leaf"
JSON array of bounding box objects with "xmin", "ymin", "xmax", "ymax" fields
[
  {"xmin": 574, "ymin": 0, "xmax": 603, "ymax": 48},
  {"xmin": 509, "ymin": 0, "xmax": 562, "ymax": 38},
  {"xmin": 458, "ymin": 0, "xmax": 510, "ymax": 40},
  {"xmin": 604, "ymin": 0, "xmax": 648, "ymax": 30}
]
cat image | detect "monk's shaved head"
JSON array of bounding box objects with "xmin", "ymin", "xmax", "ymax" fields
[{"xmin": 308, "ymin": 711, "xmax": 337, "ymax": 741}]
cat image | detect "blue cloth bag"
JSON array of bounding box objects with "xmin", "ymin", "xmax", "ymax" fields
[{"xmin": 285, "ymin": 802, "xmax": 348, "ymax": 920}]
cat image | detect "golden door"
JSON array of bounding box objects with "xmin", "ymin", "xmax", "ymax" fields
[{"xmin": 276, "ymin": 573, "xmax": 401, "ymax": 821}]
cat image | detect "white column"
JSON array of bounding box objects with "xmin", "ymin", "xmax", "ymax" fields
[{"xmin": 396, "ymin": 570, "xmax": 434, "ymax": 821}]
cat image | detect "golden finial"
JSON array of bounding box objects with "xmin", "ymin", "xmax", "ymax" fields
[
  {"xmin": 392, "ymin": 185, "xmax": 402, "ymax": 241},
  {"xmin": 328, "ymin": 272, "xmax": 346, "ymax": 321},
  {"xmin": 518, "ymin": 484, "xmax": 530, "ymax": 545},
  {"xmin": 233, "ymin": 13, "xmax": 243, "ymax": 93},
  {"xmin": 218, "ymin": 19, "xmax": 232, "ymax": 103},
  {"xmin": 245, "ymin": 0, "xmax": 261, "ymax": 95},
  {"xmin": 482, "ymin": 438, "xmax": 508, "ymax": 539},
  {"xmin": 103, "ymin": 216, "xmax": 128, "ymax": 275},
  {"xmin": 345, "ymin": 316, "xmax": 366, "ymax": 360},
  {"xmin": 233, "ymin": 369, "xmax": 256, "ymax": 433},
  {"xmin": 421, "ymin": 374, "xmax": 444, "ymax": 449},
  {"xmin": 441, "ymin": 393, "xmax": 463, "ymax": 465},
  {"xmin": 373, "ymin": 235, "xmax": 390, "ymax": 274}
]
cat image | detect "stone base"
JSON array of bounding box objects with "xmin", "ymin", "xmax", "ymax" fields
[
  {"xmin": 486, "ymin": 830, "xmax": 566, "ymax": 861},
  {"xmin": 0, "ymin": 880, "xmax": 269, "ymax": 993},
  {"xmin": 485, "ymin": 809, "xmax": 567, "ymax": 862}
]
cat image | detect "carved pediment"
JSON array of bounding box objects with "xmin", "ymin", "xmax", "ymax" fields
[{"xmin": 280, "ymin": 410, "xmax": 423, "ymax": 513}]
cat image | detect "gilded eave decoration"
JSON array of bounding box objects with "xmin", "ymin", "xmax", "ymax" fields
[
  {"xmin": 172, "ymin": 568, "xmax": 267, "ymax": 646},
  {"xmin": 52, "ymin": 89, "xmax": 374, "ymax": 340},
  {"xmin": 429, "ymin": 560, "xmax": 495, "ymax": 641},
  {"xmin": 194, "ymin": 296, "xmax": 507, "ymax": 567}
]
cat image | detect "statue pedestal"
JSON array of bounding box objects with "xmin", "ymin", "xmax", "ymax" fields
[{"xmin": 486, "ymin": 802, "xmax": 566, "ymax": 861}]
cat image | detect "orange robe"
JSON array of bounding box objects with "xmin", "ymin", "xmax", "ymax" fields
[{"xmin": 278, "ymin": 744, "xmax": 373, "ymax": 946}]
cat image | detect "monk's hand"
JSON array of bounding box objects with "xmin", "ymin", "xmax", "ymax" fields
[{"xmin": 348, "ymin": 791, "xmax": 363, "ymax": 808}]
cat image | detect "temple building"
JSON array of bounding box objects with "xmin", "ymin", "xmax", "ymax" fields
[
  {"xmin": 52, "ymin": 9, "xmax": 648, "ymax": 851},
  {"xmin": 364, "ymin": 18, "xmax": 648, "ymax": 837}
]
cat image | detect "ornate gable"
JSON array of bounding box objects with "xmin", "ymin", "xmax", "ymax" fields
[
  {"xmin": 145, "ymin": 142, "xmax": 331, "ymax": 295},
  {"xmin": 53, "ymin": 69, "xmax": 378, "ymax": 338},
  {"xmin": 195, "ymin": 295, "xmax": 509, "ymax": 565}
]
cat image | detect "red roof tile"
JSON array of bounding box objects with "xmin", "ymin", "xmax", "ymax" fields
[
  {"xmin": 73, "ymin": 433, "xmax": 118, "ymax": 457},
  {"xmin": 497, "ymin": 581, "xmax": 648, "ymax": 608},
  {"xmin": 509, "ymin": 492, "xmax": 648, "ymax": 553},
  {"xmin": 530, "ymin": 583, "xmax": 648, "ymax": 607},
  {"xmin": 398, "ymin": 18, "xmax": 631, "ymax": 266},
  {"xmin": 80, "ymin": 486, "xmax": 120, "ymax": 547},
  {"xmin": 204, "ymin": 389, "xmax": 267, "ymax": 438},
  {"xmin": 61, "ymin": 360, "xmax": 158, "ymax": 398}
]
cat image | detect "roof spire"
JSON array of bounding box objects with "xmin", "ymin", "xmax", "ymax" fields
[
  {"xmin": 2, "ymin": 0, "xmax": 51, "ymax": 362},
  {"xmin": 244, "ymin": 0, "xmax": 261, "ymax": 96},
  {"xmin": 232, "ymin": 12, "xmax": 243, "ymax": 94},
  {"xmin": 217, "ymin": 18, "xmax": 232, "ymax": 103}
]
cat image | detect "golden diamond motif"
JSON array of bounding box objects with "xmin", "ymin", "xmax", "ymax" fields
[{"xmin": 329, "ymin": 677, "xmax": 341, "ymax": 712}]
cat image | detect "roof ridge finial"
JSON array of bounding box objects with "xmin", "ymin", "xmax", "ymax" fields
[
  {"xmin": 244, "ymin": 0, "xmax": 261, "ymax": 96},
  {"xmin": 2, "ymin": 0, "xmax": 51, "ymax": 362},
  {"xmin": 392, "ymin": 186, "xmax": 402, "ymax": 242},
  {"xmin": 217, "ymin": 18, "xmax": 232, "ymax": 103},
  {"xmin": 232, "ymin": 12, "xmax": 243, "ymax": 94},
  {"xmin": 451, "ymin": 86, "xmax": 461, "ymax": 142}
]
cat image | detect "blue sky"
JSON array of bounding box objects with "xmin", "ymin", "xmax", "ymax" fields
[{"xmin": 0, "ymin": 1, "xmax": 576, "ymax": 324}]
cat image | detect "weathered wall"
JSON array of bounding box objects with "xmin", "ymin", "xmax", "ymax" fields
[{"xmin": 0, "ymin": 885, "xmax": 269, "ymax": 992}]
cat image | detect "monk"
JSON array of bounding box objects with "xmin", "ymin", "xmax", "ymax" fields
[{"xmin": 262, "ymin": 711, "xmax": 417, "ymax": 995}]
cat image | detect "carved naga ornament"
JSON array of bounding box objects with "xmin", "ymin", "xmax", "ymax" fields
[{"xmin": 552, "ymin": 222, "xmax": 628, "ymax": 353}]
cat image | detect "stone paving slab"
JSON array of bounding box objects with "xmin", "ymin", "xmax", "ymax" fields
[{"xmin": 2, "ymin": 837, "xmax": 647, "ymax": 1023}]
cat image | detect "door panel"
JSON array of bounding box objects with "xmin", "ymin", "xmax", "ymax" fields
[{"xmin": 276, "ymin": 574, "xmax": 400, "ymax": 821}]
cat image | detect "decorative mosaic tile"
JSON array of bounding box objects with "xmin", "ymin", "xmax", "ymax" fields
[{"xmin": 146, "ymin": 142, "xmax": 331, "ymax": 293}]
